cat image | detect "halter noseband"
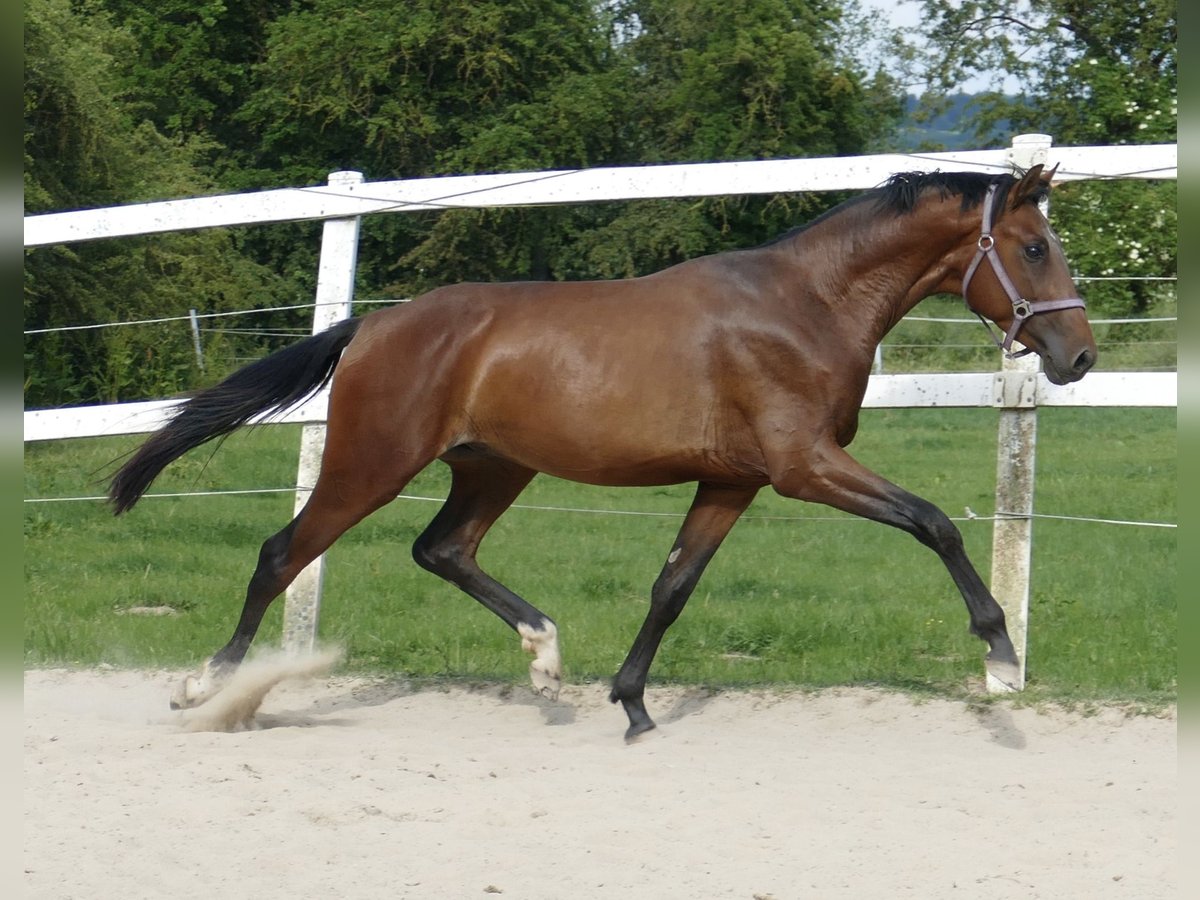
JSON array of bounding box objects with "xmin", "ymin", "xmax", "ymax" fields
[{"xmin": 960, "ymin": 184, "xmax": 1086, "ymax": 358}]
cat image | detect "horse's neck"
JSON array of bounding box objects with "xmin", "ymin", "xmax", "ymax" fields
[{"xmin": 779, "ymin": 205, "xmax": 967, "ymax": 340}]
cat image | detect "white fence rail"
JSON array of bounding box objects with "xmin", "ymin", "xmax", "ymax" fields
[
  {"xmin": 24, "ymin": 142, "xmax": 1175, "ymax": 247},
  {"xmin": 23, "ymin": 134, "xmax": 1178, "ymax": 688}
]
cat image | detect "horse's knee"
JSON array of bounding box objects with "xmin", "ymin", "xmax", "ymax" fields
[
  {"xmin": 650, "ymin": 546, "xmax": 714, "ymax": 616},
  {"xmin": 259, "ymin": 530, "xmax": 289, "ymax": 568},
  {"xmin": 647, "ymin": 575, "xmax": 691, "ymax": 628},
  {"xmin": 907, "ymin": 498, "xmax": 964, "ymax": 554}
]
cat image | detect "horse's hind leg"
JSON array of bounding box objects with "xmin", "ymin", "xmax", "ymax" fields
[
  {"xmin": 170, "ymin": 467, "xmax": 412, "ymax": 709},
  {"xmin": 411, "ymin": 457, "xmax": 562, "ymax": 698},
  {"xmin": 610, "ymin": 482, "xmax": 757, "ymax": 740}
]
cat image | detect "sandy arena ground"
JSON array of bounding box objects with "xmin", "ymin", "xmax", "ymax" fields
[{"xmin": 24, "ymin": 667, "xmax": 1176, "ymax": 899}]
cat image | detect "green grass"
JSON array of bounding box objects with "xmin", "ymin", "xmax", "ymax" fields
[{"xmin": 23, "ymin": 407, "xmax": 1176, "ymax": 708}]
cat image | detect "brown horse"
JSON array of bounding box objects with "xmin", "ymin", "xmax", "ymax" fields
[{"xmin": 109, "ymin": 165, "xmax": 1096, "ymax": 739}]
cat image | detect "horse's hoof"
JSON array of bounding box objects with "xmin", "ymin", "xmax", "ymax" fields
[
  {"xmin": 519, "ymin": 620, "xmax": 561, "ymax": 701},
  {"xmin": 624, "ymin": 719, "xmax": 657, "ymax": 744},
  {"xmin": 984, "ymin": 653, "xmax": 1022, "ymax": 693},
  {"xmin": 169, "ymin": 660, "xmax": 227, "ymax": 710},
  {"xmin": 530, "ymin": 659, "xmax": 561, "ymax": 701},
  {"xmin": 614, "ymin": 694, "xmax": 657, "ymax": 742}
]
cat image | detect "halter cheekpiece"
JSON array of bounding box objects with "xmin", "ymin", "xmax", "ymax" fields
[{"xmin": 960, "ymin": 183, "xmax": 1086, "ymax": 358}]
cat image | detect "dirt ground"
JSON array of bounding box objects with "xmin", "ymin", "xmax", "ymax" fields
[{"xmin": 23, "ymin": 667, "xmax": 1176, "ymax": 900}]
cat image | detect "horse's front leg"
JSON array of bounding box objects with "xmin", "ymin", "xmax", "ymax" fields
[
  {"xmin": 768, "ymin": 441, "xmax": 1020, "ymax": 690},
  {"xmin": 610, "ymin": 483, "xmax": 758, "ymax": 740}
]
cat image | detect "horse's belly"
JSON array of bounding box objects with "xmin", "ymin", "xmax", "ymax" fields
[{"xmin": 462, "ymin": 404, "xmax": 768, "ymax": 488}]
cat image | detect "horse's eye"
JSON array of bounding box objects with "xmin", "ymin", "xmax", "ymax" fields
[{"xmin": 1023, "ymin": 243, "xmax": 1046, "ymax": 261}]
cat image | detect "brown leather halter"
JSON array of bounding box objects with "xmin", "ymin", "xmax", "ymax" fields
[{"xmin": 961, "ymin": 184, "xmax": 1086, "ymax": 358}]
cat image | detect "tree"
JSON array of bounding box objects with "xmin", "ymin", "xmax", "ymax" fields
[
  {"xmin": 895, "ymin": 1, "xmax": 1176, "ymax": 315},
  {"xmin": 24, "ymin": 0, "xmax": 301, "ymax": 406},
  {"xmin": 96, "ymin": 0, "xmax": 293, "ymax": 168},
  {"xmin": 535, "ymin": 0, "xmax": 906, "ymax": 280},
  {"xmin": 229, "ymin": 0, "xmax": 629, "ymax": 294},
  {"xmin": 238, "ymin": 0, "xmax": 615, "ymax": 185},
  {"xmin": 235, "ymin": 0, "xmax": 903, "ymax": 290}
]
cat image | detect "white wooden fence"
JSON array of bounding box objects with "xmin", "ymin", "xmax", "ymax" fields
[{"xmin": 23, "ymin": 134, "xmax": 1178, "ymax": 690}]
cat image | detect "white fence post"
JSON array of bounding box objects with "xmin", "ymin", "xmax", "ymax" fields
[
  {"xmin": 188, "ymin": 308, "xmax": 205, "ymax": 372},
  {"xmin": 985, "ymin": 134, "xmax": 1052, "ymax": 692},
  {"xmin": 281, "ymin": 170, "xmax": 363, "ymax": 654}
]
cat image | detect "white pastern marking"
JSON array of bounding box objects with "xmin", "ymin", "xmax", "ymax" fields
[
  {"xmin": 170, "ymin": 658, "xmax": 223, "ymax": 709},
  {"xmin": 667, "ymin": 547, "xmax": 682, "ymax": 564},
  {"xmin": 518, "ymin": 618, "xmax": 562, "ymax": 700}
]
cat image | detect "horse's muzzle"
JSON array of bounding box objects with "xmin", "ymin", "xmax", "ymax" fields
[{"xmin": 1044, "ymin": 345, "xmax": 1097, "ymax": 385}]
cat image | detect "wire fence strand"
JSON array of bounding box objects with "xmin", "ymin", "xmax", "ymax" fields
[
  {"xmin": 24, "ymin": 304, "xmax": 1178, "ymax": 337},
  {"xmin": 22, "ymin": 487, "xmax": 1176, "ymax": 529}
]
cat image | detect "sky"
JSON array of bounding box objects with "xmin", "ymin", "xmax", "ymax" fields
[{"xmin": 854, "ymin": 0, "xmax": 1021, "ymax": 95}]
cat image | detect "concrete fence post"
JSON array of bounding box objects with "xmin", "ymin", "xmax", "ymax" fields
[
  {"xmin": 281, "ymin": 170, "xmax": 364, "ymax": 654},
  {"xmin": 985, "ymin": 134, "xmax": 1052, "ymax": 692}
]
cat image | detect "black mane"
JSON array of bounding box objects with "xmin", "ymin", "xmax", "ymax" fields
[
  {"xmin": 875, "ymin": 169, "xmax": 1036, "ymax": 215},
  {"xmin": 761, "ymin": 169, "xmax": 1044, "ymax": 248}
]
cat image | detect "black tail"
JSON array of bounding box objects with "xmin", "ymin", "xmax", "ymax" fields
[{"xmin": 109, "ymin": 317, "xmax": 363, "ymax": 515}]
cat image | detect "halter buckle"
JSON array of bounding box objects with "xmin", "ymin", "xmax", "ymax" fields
[
  {"xmin": 1011, "ymin": 299, "xmax": 1032, "ymax": 319},
  {"xmin": 977, "ymin": 234, "xmax": 995, "ymax": 252}
]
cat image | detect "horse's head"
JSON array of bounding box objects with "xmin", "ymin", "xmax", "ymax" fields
[{"xmin": 960, "ymin": 165, "xmax": 1097, "ymax": 384}]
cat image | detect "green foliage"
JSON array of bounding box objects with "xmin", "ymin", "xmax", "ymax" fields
[
  {"xmin": 895, "ymin": 1, "xmax": 1176, "ymax": 320},
  {"xmin": 23, "ymin": 0, "xmax": 306, "ymax": 406},
  {"xmin": 621, "ymin": 0, "xmax": 904, "ymax": 161},
  {"xmin": 239, "ymin": 0, "xmax": 614, "ymax": 183},
  {"xmin": 96, "ymin": 0, "xmax": 289, "ymax": 151},
  {"xmin": 1051, "ymin": 179, "xmax": 1177, "ymax": 314},
  {"xmin": 25, "ymin": 0, "xmax": 143, "ymax": 212}
]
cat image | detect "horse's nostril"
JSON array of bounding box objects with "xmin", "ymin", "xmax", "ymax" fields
[{"xmin": 1073, "ymin": 347, "xmax": 1096, "ymax": 374}]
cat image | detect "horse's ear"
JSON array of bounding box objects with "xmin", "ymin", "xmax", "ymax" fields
[{"xmin": 1010, "ymin": 163, "xmax": 1047, "ymax": 208}]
